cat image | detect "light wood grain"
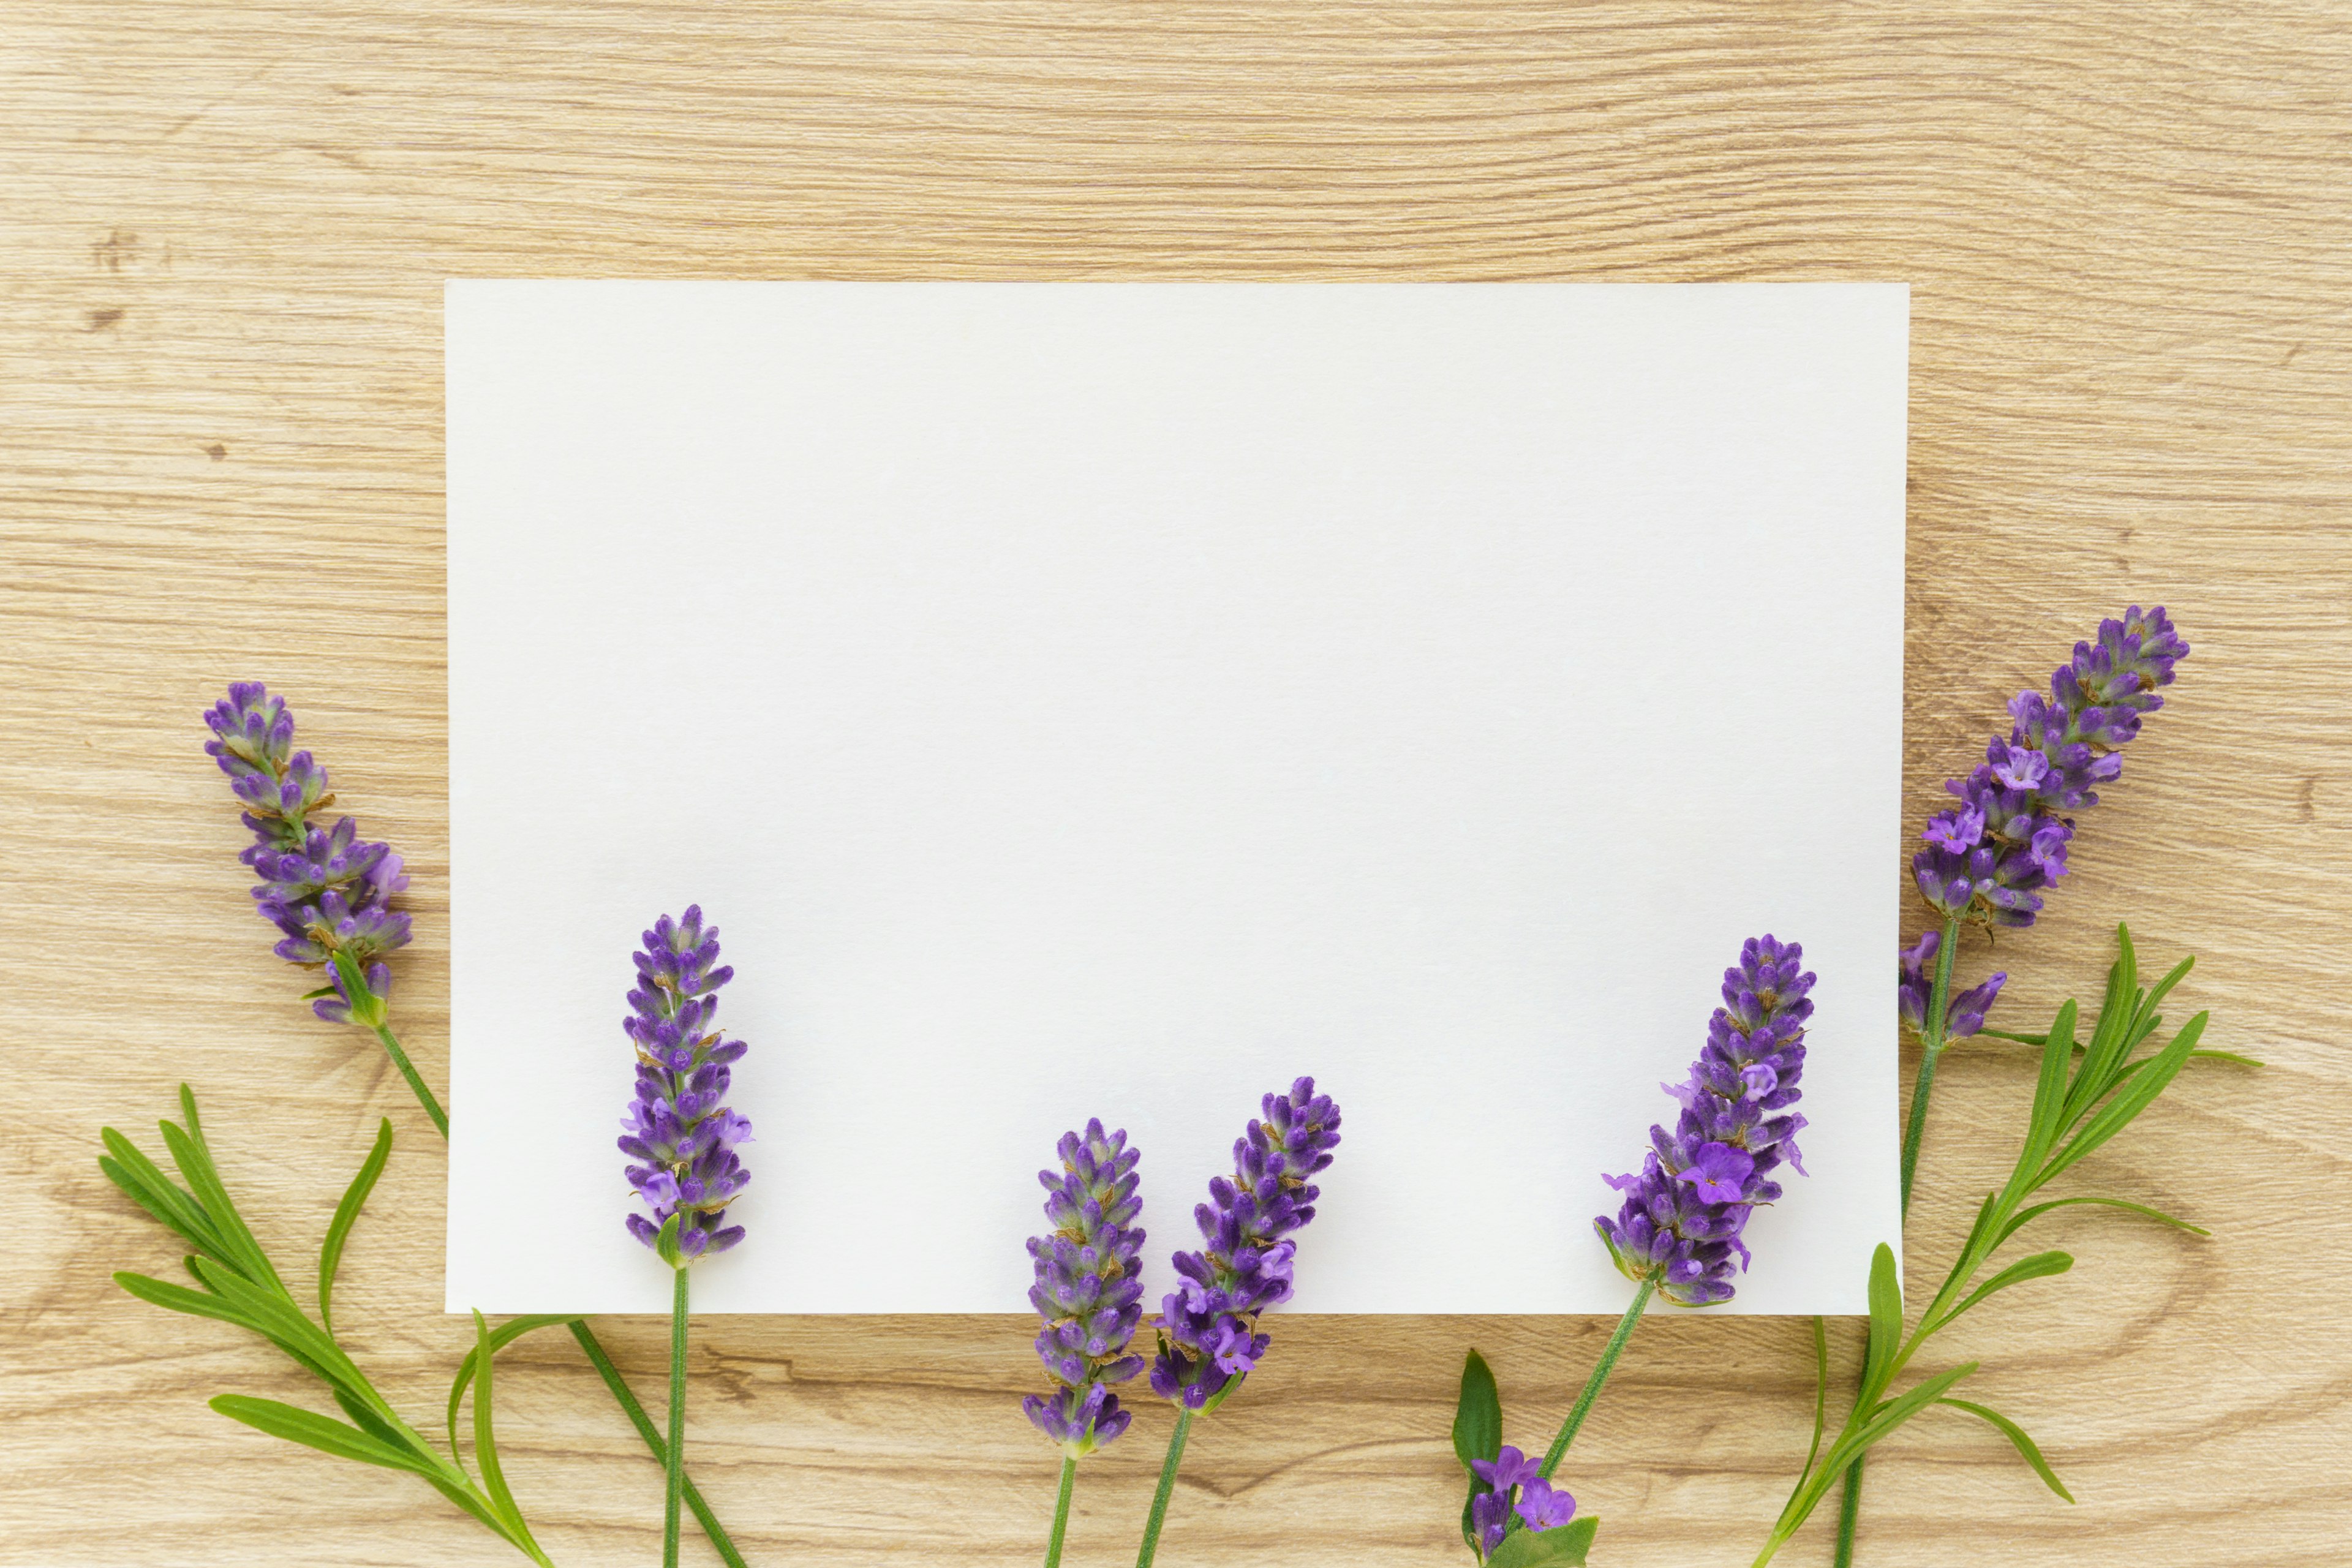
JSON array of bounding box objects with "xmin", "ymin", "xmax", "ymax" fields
[{"xmin": 3, "ymin": 3, "xmax": 2348, "ymax": 1563}]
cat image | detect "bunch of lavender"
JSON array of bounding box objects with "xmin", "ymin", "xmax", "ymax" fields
[
  {"xmin": 1450, "ymin": 936, "xmax": 1812, "ymax": 1567},
  {"xmin": 1817, "ymin": 611, "xmax": 2191, "ymax": 1568},
  {"xmin": 1757, "ymin": 927, "xmax": 2244, "ymax": 1566},
  {"xmin": 619, "ymin": 907, "xmax": 753, "ymax": 1568},
  {"xmin": 1022, "ymin": 1121, "xmax": 1147, "ymax": 1567},
  {"xmin": 175, "ymin": 684, "xmax": 750, "ymax": 1567},
  {"xmin": 202, "ymin": 683, "xmax": 433, "ymax": 1128},
  {"xmin": 1136, "ymin": 1077, "xmax": 1341, "ymax": 1568}
]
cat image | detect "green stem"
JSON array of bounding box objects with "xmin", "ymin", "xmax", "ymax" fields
[
  {"xmin": 1135, "ymin": 1409, "xmax": 1193, "ymax": 1568},
  {"xmin": 1045, "ymin": 1453, "xmax": 1078, "ymax": 1568},
  {"xmin": 665, "ymin": 1265, "xmax": 689, "ymax": 1568},
  {"xmin": 1896, "ymin": 914, "xmax": 1961, "ymax": 1215},
  {"xmin": 567, "ymin": 1322, "xmax": 747, "ymax": 1568},
  {"xmin": 1832, "ymin": 1453, "xmax": 1864, "ymax": 1568},
  {"xmin": 371, "ymin": 1021, "xmax": 450, "ymax": 1139},
  {"xmin": 1538, "ymin": 1273, "xmax": 1655, "ymax": 1480}
]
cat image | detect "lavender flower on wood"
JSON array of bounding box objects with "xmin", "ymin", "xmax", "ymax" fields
[
  {"xmin": 1469, "ymin": 1447, "xmax": 1577, "ymax": 1559},
  {"xmin": 1596, "ymin": 936, "xmax": 1814, "ymax": 1306},
  {"xmin": 1912, "ymin": 607, "xmax": 2188, "ymax": 931},
  {"xmin": 619, "ymin": 907, "xmax": 753, "ymax": 1261},
  {"xmin": 202, "ymin": 681, "xmax": 410, "ymax": 1023},
  {"xmin": 1023, "ymin": 1120, "xmax": 1147, "ymax": 1456},
  {"xmin": 1150, "ymin": 1077, "xmax": 1341, "ymax": 1411}
]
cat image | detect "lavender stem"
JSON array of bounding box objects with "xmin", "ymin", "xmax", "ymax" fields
[
  {"xmin": 1538, "ymin": 1273, "xmax": 1656, "ymax": 1480},
  {"xmin": 1044, "ymin": 1455, "xmax": 1077, "ymax": 1568},
  {"xmin": 564, "ymin": 1322, "xmax": 746, "ymax": 1568},
  {"xmin": 1134, "ymin": 1409, "xmax": 1193, "ymax": 1568},
  {"xmin": 665, "ymin": 1264, "xmax": 688, "ymax": 1568},
  {"xmin": 369, "ymin": 1020, "xmax": 448, "ymax": 1138}
]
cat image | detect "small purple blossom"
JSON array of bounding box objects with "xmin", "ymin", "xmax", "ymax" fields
[
  {"xmin": 201, "ymin": 682, "xmax": 411, "ymax": 1021},
  {"xmin": 1467, "ymin": 1446, "xmax": 1577, "ymax": 1558},
  {"xmin": 1595, "ymin": 937, "xmax": 1814, "ymax": 1306},
  {"xmin": 619, "ymin": 907, "xmax": 752, "ymax": 1262},
  {"xmin": 1912, "ymin": 608, "xmax": 2187, "ymax": 931},
  {"xmin": 1897, "ymin": 930, "xmax": 2007, "ymax": 1042},
  {"xmin": 1023, "ymin": 1120, "xmax": 1147, "ymax": 1456},
  {"xmin": 1151, "ymin": 1077, "xmax": 1341, "ymax": 1411}
]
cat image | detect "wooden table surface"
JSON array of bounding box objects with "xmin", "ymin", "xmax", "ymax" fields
[{"xmin": 4, "ymin": 4, "xmax": 2347, "ymax": 1564}]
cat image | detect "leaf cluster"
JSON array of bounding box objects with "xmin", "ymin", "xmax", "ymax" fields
[
  {"xmin": 100, "ymin": 1087, "xmax": 564, "ymax": 1566},
  {"xmin": 1757, "ymin": 927, "xmax": 2244, "ymax": 1563}
]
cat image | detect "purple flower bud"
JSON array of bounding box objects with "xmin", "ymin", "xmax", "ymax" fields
[
  {"xmin": 1595, "ymin": 937, "xmax": 1814, "ymax": 1307},
  {"xmin": 1466, "ymin": 1445, "xmax": 1577, "ymax": 1558},
  {"xmin": 1152, "ymin": 1078, "xmax": 1341, "ymax": 1408},
  {"xmin": 201, "ymin": 684, "xmax": 412, "ymax": 1014},
  {"xmin": 619, "ymin": 907, "xmax": 752, "ymax": 1263},
  {"xmin": 1023, "ymin": 1120, "xmax": 1147, "ymax": 1456}
]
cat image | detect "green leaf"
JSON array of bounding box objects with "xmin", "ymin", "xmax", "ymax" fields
[
  {"xmin": 1818, "ymin": 1362, "xmax": 1978, "ymax": 1480},
  {"xmin": 1487, "ymin": 1516, "xmax": 1599, "ymax": 1568},
  {"xmin": 99, "ymin": 1128, "xmax": 225, "ymax": 1255},
  {"xmin": 1996, "ymin": 1196, "xmax": 2209, "ymax": 1248},
  {"xmin": 2018, "ymin": 1001, "xmax": 2078, "ymax": 1177},
  {"xmin": 99, "ymin": 1155, "xmax": 221, "ymax": 1259},
  {"xmin": 2038, "ymin": 1012, "xmax": 2209, "ymax": 1189},
  {"xmin": 332, "ymin": 1386, "xmax": 420, "ymax": 1458},
  {"xmin": 114, "ymin": 1270, "xmax": 269, "ymax": 1335},
  {"xmin": 159, "ymin": 1088, "xmax": 285, "ymax": 1294},
  {"xmin": 1453, "ymin": 1349, "xmax": 1503, "ymax": 1473},
  {"xmin": 469, "ymin": 1309, "xmax": 539, "ymax": 1551},
  {"xmin": 1858, "ymin": 1243, "xmax": 1902, "ymax": 1402},
  {"xmin": 186, "ymin": 1255, "xmax": 368, "ymax": 1395},
  {"xmin": 448, "ymin": 1314, "xmax": 584, "ymax": 1462},
  {"xmin": 1948, "ymin": 1251, "xmax": 2073, "ymax": 1323},
  {"xmin": 1789, "ymin": 1316, "xmax": 1830, "ymax": 1504},
  {"xmin": 1936, "ymin": 1398, "xmax": 2074, "ymax": 1501},
  {"xmin": 2185, "ymin": 1047, "xmax": 2262, "ymax": 1069},
  {"xmin": 209, "ymin": 1395, "xmax": 430, "ymax": 1474},
  {"xmin": 320, "ymin": 1118, "xmax": 394, "ymax": 1331}
]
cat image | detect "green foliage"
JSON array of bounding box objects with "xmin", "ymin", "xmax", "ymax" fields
[
  {"xmin": 1755, "ymin": 926, "xmax": 2229, "ymax": 1565},
  {"xmin": 1487, "ymin": 1517, "xmax": 1598, "ymax": 1567},
  {"xmin": 98, "ymin": 1089, "xmax": 554, "ymax": 1566}
]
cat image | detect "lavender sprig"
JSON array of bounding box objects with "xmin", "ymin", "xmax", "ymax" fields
[
  {"xmin": 1468, "ymin": 1447, "xmax": 1578, "ymax": 1560},
  {"xmin": 1594, "ymin": 935, "xmax": 1815, "ymax": 1309},
  {"xmin": 617, "ymin": 906, "xmax": 754, "ymax": 1568},
  {"xmin": 1136, "ymin": 1077, "xmax": 1341, "ymax": 1568},
  {"xmin": 1022, "ymin": 1121, "xmax": 1147, "ymax": 1567},
  {"xmin": 200, "ymin": 682, "xmax": 434, "ymax": 1131}
]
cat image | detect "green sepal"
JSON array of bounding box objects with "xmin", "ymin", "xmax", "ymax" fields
[
  {"xmin": 1936, "ymin": 1397, "xmax": 2074, "ymax": 1502},
  {"xmin": 1487, "ymin": 1515, "xmax": 1598, "ymax": 1567},
  {"xmin": 320, "ymin": 1118, "xmax": 393, "ymax": 1332},
  {"xmin": 1453, "ymin": 1349, "xmax": 1503, "ymax": 1472},
  {"xmin": 328, "ymin": 949, "xmax": 391, "ymax": 1029},
  {"xmin": 655, "ymin": 1212, "xmax": 685, "ymax": 1269}
]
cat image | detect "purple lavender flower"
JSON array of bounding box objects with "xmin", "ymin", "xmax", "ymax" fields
[
  {"xmin": 201, "ymin": 682, "xmax": 411, "ymax": 1022},
  {"xmin": 1912, "ymin": 608, "xmax": 2188, "ymax": 930},
  {"xmin": 1150, "ymin": 1077, "xmax": 1341, "ymax": 1411},
  {"xmin": 1595, "ymin": 937, "xmax": 1814, "ymax": 1306},
  {"xmin": 1023, "ymin": 1120, "xmax": 1147, "ymax": 1456},
  {"xmin": 1898, "ymin": 930, "xmax": 2006, "ymax": 1041},
  {"xmin": 619, "ymin": 907, "xmax": 752, "ymax": 1261},
  {"xmin": 1467, "ymin": 1446, "xmax": 1577, "ymax": 1558}
]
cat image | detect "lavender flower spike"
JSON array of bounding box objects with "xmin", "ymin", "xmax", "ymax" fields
[
  {"xmin": 201, "ymin": 682, "xmax": 411, "ymax": 1022},
  {"xmin": 1469, "ymin": 1447, "xmax": 1577, "ymax": 1559},
  {"xmin": 1596, "ymin": 937, "xmax": 1815, "ymax": 1306},
  {"xmin": 1024, "ymin": 1121, "xmax": 1148, "ymax": 1457},
  {"xmin": 1913, "ymin": 606, "xmax": 2188, "ymax": 930},
  {"xmin": 1151, "ymin": 1077, "xmax": 1342, "ymax": 1411},
  {"xmin": 1899, "ymin": 930, "xmax": 2005, "ymax": 1041},
  {"xmin": 619, "ymin": 907, "xmax": 753, "ymax": 1262}
]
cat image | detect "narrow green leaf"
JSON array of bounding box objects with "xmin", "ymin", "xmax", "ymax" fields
[
  {"xmin": 186, "ymin": 1256, "xmax": 367, "ymax": 1395},
  {"xmin": 447, "ymin": 1315, "xmax": 584, "ymax": 1462},
  {"xmin": 2187, "ymin": 1047, "xmax": 2262, "ymax": 1069},
  {"xmin": 1784, "ymin": 1316, "xmax": 1831, "ymax": 1507},
  {"xmin": 99, "ymin": 1156, "xmax": 221, "ymax": 1258},
  {"xmin": 99, "ymin": 1129, "xmax": 225, "ymax": 1254},
  {"xmin": 320, "ymin": 1118, "xmax": 394, "ymax": 1331},
  {"xmin": 1858, "ymin": 1243, "xmax": 1902, "ymax": 1402},
  {"xmin": 1949, "ymin": 1251, "xmax": 2073, "ymax": 1323},
  {"xmin": 1818, "ymin": 1362, "xmax": 1979, "ymax": 1479},
  {"xmin": 2019, "ymin": 1001, "xmax": 2078, "ymax": 1175},
  {"xmin": 209, "ymin": 1395, "xmax": 429, "ymax": 1474},
  {"xmin": 114, "ymin": 1270, "xmax": 269, "ymax": 1335},
  {"xmin": 159, "ymin": 1090, "xmax": 284, "ymax": 1294},
  {"xmin": 2038, "ymin": 1012, "xmax": 2208, "ymax": 1188},
  {"xmin": 470, "ymin": 1309, "xmax": 537, "ymax": 1548},
  {"xmin": 1453, "ymin": 1349, "xmax": 1503, "ymax": 1472},
  {"xmin": 1936, "ymin": 1398, "xmax": 2074, "ymax": 1501},
  {"xmin": 1974, "ymin": 1027, "xmax": 2049, "ymax": 1046},
  {"xmin": 1996, "ymin": 1196, "xmax": 2209, "ymax": 1247},
  {"xmin": 1487, "ymin": 1515, "xmax": 1599, "ymax": 1568}
]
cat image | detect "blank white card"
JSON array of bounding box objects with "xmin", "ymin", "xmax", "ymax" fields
[{"xmin": 445, "ymin": 282, "xmax": 1905, "ymax": 1316}]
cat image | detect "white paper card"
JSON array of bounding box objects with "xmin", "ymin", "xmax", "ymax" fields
[{"xmin": 446, "ymin": 281, "xmax": 1905, "ymax": 1316}]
